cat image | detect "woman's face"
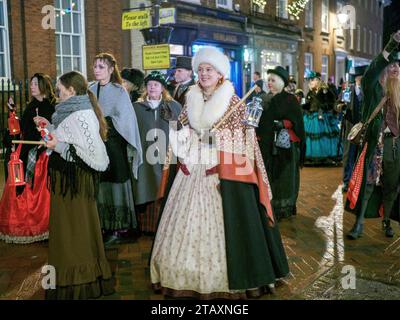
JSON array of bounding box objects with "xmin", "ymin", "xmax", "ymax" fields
[
  {"xmin": 93, "ymin": 59, "xmax": 113, "ymax": 83},
  {"xmin": 267, "ymin": 75, "xmax": 282, "ymax": 94},
  {"xmin": 387, "ymin": 62, "xmax": 400, "ymax": 79},
  {"xmin": 197, "ymin": 63, "xmax": 222, "ymax": 90},
  {"xmin": 56, "ymin": 80, "xmax": 75, "ymax": 102},
  {"xmin": 146, "ymin": 80, "xmax": 163, "ymax": 100},
  {"xmin": 122, "ymin": 79, "xmax": 134, "ymax": 93},
  {"xmin": 30, "ymin": 77, "xmax": 42, "ymax": 99},
  {"xmin": 309, "ymin": 78, "xmax": 320, "ymax": 90}
]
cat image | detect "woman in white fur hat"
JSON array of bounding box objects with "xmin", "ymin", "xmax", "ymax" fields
[{"xmin": 150, "ymin": 46, "xmax": 289, "ymax": 299}]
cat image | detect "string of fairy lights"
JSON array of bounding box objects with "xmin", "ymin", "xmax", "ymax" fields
[
  {"xmin": 252, "ymin": 0, "xmax": 310, "ymax": 20},
  {"xmin": 287, "ymin": 0, "xmax": 310, "ymax": 20}
]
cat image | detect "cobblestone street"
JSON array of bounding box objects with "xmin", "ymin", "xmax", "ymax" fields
[{"xmin": 0, "ymin": 164, "xmax": 399, "ymax": 300}]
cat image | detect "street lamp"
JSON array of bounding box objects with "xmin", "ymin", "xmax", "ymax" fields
[{"xmin": 337, "ymin": 12, "xmax": 348, "ymax": 25}]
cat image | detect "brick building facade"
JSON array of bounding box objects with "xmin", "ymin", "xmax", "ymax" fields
[
  {"xmin": 0, "ymin": 0, "xmax": 387, "ymax": 91},
  {"xmin": 1, "ymin": 0, "xmax": 132, "ymax": 82}
]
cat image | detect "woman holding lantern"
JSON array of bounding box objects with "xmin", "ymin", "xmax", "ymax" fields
[
  {"xmin": 36, "ymin": 70, "xmax": 114, "ymax": 299},
  {"xmin": 0, "ymin": 73, "xmax": 55, "ymax": 244},
  {"xmin": 150, "ymin": 46, "xmax": 289, "ymax": 299},
  {"xmin": 256, "ymin": 66, "xmax": 306, "ymax": 221}
]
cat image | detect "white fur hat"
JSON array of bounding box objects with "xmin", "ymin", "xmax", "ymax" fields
[{"xmin": 192, "ymin": 46, "xmax": 230, "ymax": 79}]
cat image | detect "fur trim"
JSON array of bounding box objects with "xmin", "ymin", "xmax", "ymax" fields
[
  {"xmin": 186, "ymin": 80, "xmax": 235, "ymax": 131},
  {"xmin": 192, "ymin": 46, "xmax": 230, "ymax": 79}
]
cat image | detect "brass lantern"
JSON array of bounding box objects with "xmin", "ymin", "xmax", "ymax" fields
[
  {"xmin": 8, "ymin": 152, "xmax": 25, "ymax": 187},
  {"xmin": 243, "ymin": 96, "xmax": 264, "ymax": 127},
  {"xmin": 8, "ymin": 111, "xmax": 21, "ymax": 135}
]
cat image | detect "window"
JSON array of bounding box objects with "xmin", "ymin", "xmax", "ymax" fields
[
  {"xmin": 305, "ymin": 0, "xmax": 313, "ymax": 28},
  {"xmin": 216, "ymin": 0, "xmax": 233, "ymax": 10},
  {"xmin": 321, "ymin": 55, "xmax": 329, "ymax": 82},
  {"xmin": 0, "ymin": 0, "xmax": 11, "ymax": 78},
  {"xmin": 253, "ymin": 0, "xmax": 265, "ymax": 14},
  {"xmin": 356, "ymin": 24, "xmax": 361, "ymax": 52},
  {"xmin": 55, "ymin": 0, "xmax": 86, "ymax": 77},
  {"xmin": 349, "ymin": 28, "xmax": 354, "ymax": 50},
  {"xmin": 304, "ymin": 53, "xmax": 313, "ymax": 73},
  {"xmin": 321, "ymin": 0, "xmax": 329, "ymax": 32},
  {"xmin": 363, "ymin": 27, "xmax": 367, "ymax": 54},
  {"xmin": 261, "ymin": 50, "xmax": 282, "ymax": 80},
  {"xmin": 180, "ymin": 0, "xmax": 201, "ymax": 3},
  {"xmin": 369, "ymin": 30, "xmax": 373, "ymax": 54},
  {"xmin": 276, "ymin": 0, "xmax": 288, "ymax": 19}
]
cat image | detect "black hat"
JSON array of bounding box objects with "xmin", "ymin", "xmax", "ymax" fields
[
  {"xmin": 351, "ymin": 65, "xmax": 368, "ymax": 77},
  {"xmin": 174, "ymin": 56, "xmax": 192, "ymax": 70},
  {"xmin": 121, "ymin": 68, "xmax": 145, "ymax": 87},
  {"xmin": 144, "ymin": 71, "xmax": 167, "ymax": 87},
  {"xmin": 267, "ymin": 66, "xmax": 289, "ymax": 86}
]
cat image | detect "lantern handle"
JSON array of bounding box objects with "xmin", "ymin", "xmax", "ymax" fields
[
  {"xmin": 12, "ymin": 140, "xmax": 46, "ymax": 146},
  {"xmin": 211, "ymin": 85, "xmax": 258, "ymax": 132}
]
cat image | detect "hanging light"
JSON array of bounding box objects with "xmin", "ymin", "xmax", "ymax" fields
[
  {"xmin": 244, "ymin": 97, "xmax": 264, "ymax": 127},
  {"xmin": 8, "ymin": 111, "xmax": 21, "ymax": 135},
  {"xmin": 8, "ymin": 152, "xmax": 25, "ymax": 187}
]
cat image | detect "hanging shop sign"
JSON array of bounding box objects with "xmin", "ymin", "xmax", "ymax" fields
[
  {"xmin": 142, "ymin": 44, "xmax": 171, "ymax": 70},
  {"xmin": 160, "ymin": 8, "xmax": 176, "ymax": 25},
  {"xmin": 122, "ymin": 10, "xmax": 151, "ymax": 30}
]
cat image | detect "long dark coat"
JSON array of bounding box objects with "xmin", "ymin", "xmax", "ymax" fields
[{"xmin": 132, "ymin": 98, "xmax": 181, "ymax": 205}]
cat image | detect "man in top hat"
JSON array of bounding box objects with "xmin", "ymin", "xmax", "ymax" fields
[
  {"xmin": 171, "ymin": 56, "xmax": 195, "ymax": 106},
  {"xmin": 340, "ymin": 64, "xmax": 368, "ymax": 192}
]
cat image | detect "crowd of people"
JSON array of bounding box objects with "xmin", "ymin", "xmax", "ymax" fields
[{"xmin": 0, "ymin": 30, "xmax": 399, "ymax": 300}]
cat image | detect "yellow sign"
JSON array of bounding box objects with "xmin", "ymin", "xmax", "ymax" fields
[
  {"xmin": 160, "ymin": 8, "xmax": 176, "ymax": 25},
  {"xmin": 122, "ymin": 10, "xmax": 151, "ymax": 30},
  {"xmin": 142, "ymin": 44, "xmax": 171, "ymax": 70}
]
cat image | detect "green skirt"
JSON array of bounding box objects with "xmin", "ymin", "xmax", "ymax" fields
[{"xmin": 46, "ymin": 171, "xmax": 115, "ymax": 300}]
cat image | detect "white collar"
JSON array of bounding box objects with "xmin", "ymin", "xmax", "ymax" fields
[
  {"xmin": 186, "ymin": 80, "xmax": 235, "ymax": 132},
  {"xmin": 146, "ymin": 96, "xmax": 162, "ymax": 109}
]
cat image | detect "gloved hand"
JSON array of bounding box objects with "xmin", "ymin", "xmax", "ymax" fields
[
  {"xmin": 273, "ymin": 120, "xmax": 284, "ymax": 131},
  {"xmin": 169, "ymin": 126, "xmax": 191, "ymax": 159},
  {"xmin": 384, "ymin": 31, "xmax": 400, "ymax": 53}
]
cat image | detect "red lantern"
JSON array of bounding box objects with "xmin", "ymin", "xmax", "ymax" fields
[
  {"xmin": 8, "ymin": 152, "xmax": 25, "ymax": 186},
  {"xmin": 8, "ymin": 111, "xmax": 21, "ymax": 135}
]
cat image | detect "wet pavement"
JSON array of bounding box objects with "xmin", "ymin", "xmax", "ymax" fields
[{"xmin": 0, "ymin": 163, "xmax": 399, "ymax": 300}]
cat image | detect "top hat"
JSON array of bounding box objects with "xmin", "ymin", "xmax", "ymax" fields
[
  {"xmin": 174, "ymin": 56, "xmax": 192, "ymax": 70},
  {"xmin": 267, "ymin": 66, "xmax": 289, "ymax": 86}
]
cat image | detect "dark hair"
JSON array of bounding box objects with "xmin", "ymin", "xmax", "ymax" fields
[
  {"xmin": 58, "ymin": 71, "xmax": 108, "ymax": 141},
  {"xmin": 254, "ymin": 71, "xmax": 261, "ymax": 77},
  {"xmin": 93, "ymin": 52, "xmax": 123, "ymax": 85},
  {"xmin": 30, "ymin": 73, "xmax": 56, "ymax": 104}
]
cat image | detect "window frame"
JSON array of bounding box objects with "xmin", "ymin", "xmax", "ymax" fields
[
  {"xmin": 0, "ymin": 0, "xmax": 11, "ymax": 79},
  {"xmin": 321, "ymin": 0, "xmax": 329, "ymax": 33},
  {"xmin": 276, "ymin": 0, "xmax": 288, "ymax": 19},
  {"xmin": 305, "ymin": 0, "xmax": 313, "ymax": 28},
  {"xmin": 304, "ymin": 52, "xmax": 314, "ymax": 73},
  {"xmin": 321, "ymin": 55, "xmax": 329, "ymax": 83},
  {"xmin": 215, "ymin": 0, "xmax": 233, "ymax": 11},
  {"xmin": 55, "ymin": 0, "xmax": 87, "ymax": 77}
]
